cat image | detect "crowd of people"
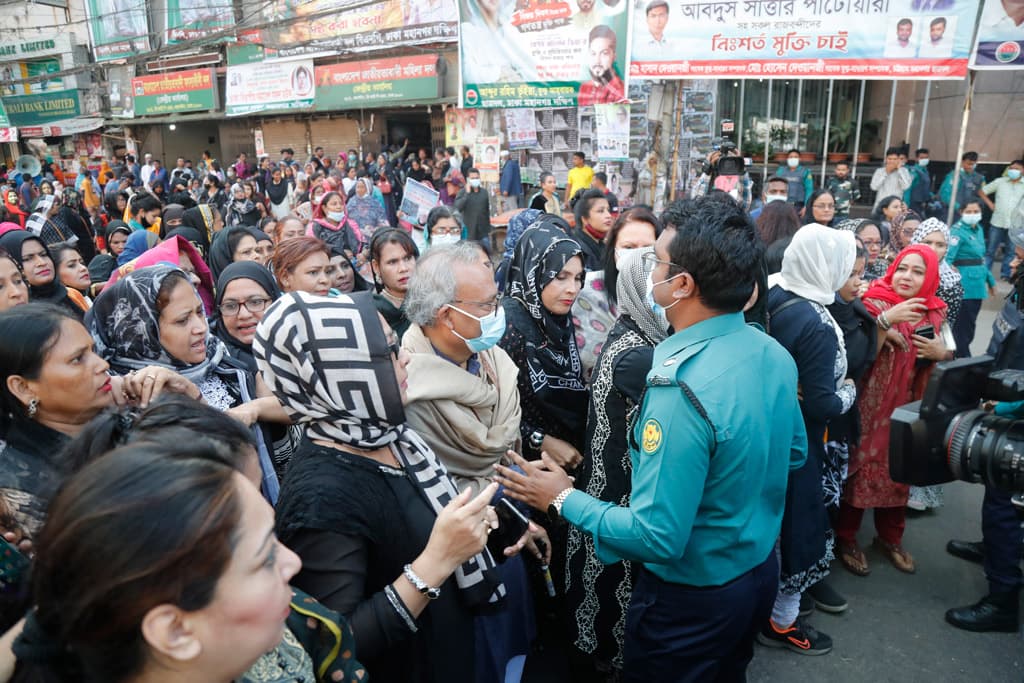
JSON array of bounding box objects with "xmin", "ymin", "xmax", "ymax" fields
[{"xmin": 0, "ymin": 140, "xmax": 1019, "ymax": 683}]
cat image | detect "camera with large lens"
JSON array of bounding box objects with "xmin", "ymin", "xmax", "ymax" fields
[{"xmin": 890, "ymin": 356, "xmax": 1024, "ymax": 500}]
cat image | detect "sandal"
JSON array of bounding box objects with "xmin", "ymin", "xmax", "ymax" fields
[
  {"xmin": 838, "ymin": 541, "xmax": 871, "ymax": 576},
  {"xmin": 873, "ymin": 537, "xmax": 916, "ymax": 574}
]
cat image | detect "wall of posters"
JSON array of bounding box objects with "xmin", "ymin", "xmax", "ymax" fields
[
  {"xmin": 970, "ymin": 0, "xmax": 1024, "ymax": 69},
  {"xmin": 629, "ymin": 0, "xmax": 981, "ymax": 79},
  {"xmin": 165, "ymin": 0, "xmax": 235, "ymax": 43},
  {"xmin": 132, "ymin": 69, "xmax": 217, "ymax": 116},
  {"xmin": 84, "ymin": 0, "xmax": 150, "ymax": 62},
  {"xmin": 459, "ymin": 0, "xmax": 630, "ymax": 107},
  {"xmin": 253, "ymin": 0, "xmax": 458, "ymax": 58},
  {"xmin": 314, "ymin": 56, "xmax": 439, "ymax": 111},
  {"xmin": 225, "ymin": 59, "xmax": 315, "ymax": 117},
  {"xmin": 505, "ymin": 109, "xmax": 538, "ymax": 149},
  {"xmin": 525, "ymin": 107, "xmax": 579, "ymax": 188}
]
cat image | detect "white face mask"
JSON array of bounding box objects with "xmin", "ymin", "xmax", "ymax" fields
[
  {"xmin": 786, "ymin": 158, "xmax": 800, "ymax": 168},
  {"xmin": 468, "ymin": 178, "xmax": 482, "ymax": 188},
  {"xmin": 918, "ymin": 158, "xmax": 929, "ymax": 167},
  {"xmin": 432, "ymin": 233, "xmax": 460, "ymax": 246},
  {"xmin": 765, "ymin": 194, "xmax": 788, "ymax": 204}
]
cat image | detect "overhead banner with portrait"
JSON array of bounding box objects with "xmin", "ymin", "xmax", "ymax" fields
[
  {"xmin": 164, "ymin": 0, "xmax": 236, "ymax": 44},
  {"xmin": 225, "ymin": 59, "xmax": 315, "ymax": 116},
  {"xmin": 969, "ymin": 0, "xmax": 1024, "ymax": 69},
  {"xmin": 251, "ymin": 0, "xmax": 458, "ymax": 58},
  {"xmin": 84, "ymin": 0, "xmax": 151, "ymax": 62},
  {"xmin": 629, "ymin": 0, "xmax": 981, "ymax": 80},
  {"xmin": 459, "ymin": 0, "xmax": 630, "ymax": 108}
]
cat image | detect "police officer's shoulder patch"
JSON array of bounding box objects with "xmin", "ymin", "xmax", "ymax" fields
[{"xmin": 641, "ymin": 418, "xmax": 663, "ymax": 454}]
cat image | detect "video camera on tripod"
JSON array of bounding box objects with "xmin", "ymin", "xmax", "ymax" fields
[{"xmin": 890, "ymin": 356, "xmax": 1024, "ymax": 509}]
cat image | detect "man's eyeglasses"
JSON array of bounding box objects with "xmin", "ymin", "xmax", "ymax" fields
[
  {"xmin": 641, "ymin": 252, "xmax": 677, "ymax": 274},
  {"xmin": 219, "ymin": 297, "xmax": 271, "ymax": 317},
  {"xmin": 451, "ymin": 296, "xmax": 502, "ymax": 314}
]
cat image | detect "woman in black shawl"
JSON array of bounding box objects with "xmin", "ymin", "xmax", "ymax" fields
[
  {"xmin": 498, "ymin": 222, "xmax": 588, "ymax": 467},
  {"xmin": 180, "ymin": 203, "xmax": 223, "ymax": 256},
  {"xmin": 0, "ymin": 231, "xmax": 84, "ymax": 319},
  {"xmin": 207, "ymin": 225, "xmax": 260, "ymax": 280}
]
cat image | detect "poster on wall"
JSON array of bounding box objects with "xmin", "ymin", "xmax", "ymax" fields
[
  {"xmin": 525, "ymin": 108, "xmax": 579, "ymax": 188},
  {"xmin": 84, "ymin": 0, "xmax": 150, "ymax": 62},
  {"xmin": 629, "ymin": 0, "xmax": 982, "ymax": 79},
  {"xmin": 594, "ymin": 103, "xmax": 630, "ymax": 161},
  {"xmin": 252, "ymin": 0, "xmax": 458, "ymax": 58},
  {"xmin": 165, "ymin": 0, "xmax": 236, "ymax": 43},
  {"xmin": 969, "ymin": 0, "xmax": 1024, "ymax": 69},
  {"xmin": 504, "ymin": 109, "xmax": 538, "ymax": 149},
  {"xmin": 475, "ymin": 135, "xmax": 501, "ymax": 182},
  {"xmin": 459, "ymin": 0, "xmax": 630, "ymax": 107},
  {"xmin": 445, "ymin": 106, "xmax": 482, "ymax": 148},
  {"xmin": 225, "ymin": 59, "xmax": 315, "ymax": 116}
]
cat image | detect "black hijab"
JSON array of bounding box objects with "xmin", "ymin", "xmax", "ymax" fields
[
  {"xmin": 208, "ymin": 226, "xmax": 256, "ymax": 280},
  {"xmin": 0, "ymin": 230, "xmax": 72, "ymax": 309},
  {"xmin": 212, "ymin": 261, "xmax": 281, "ymax": 372}
]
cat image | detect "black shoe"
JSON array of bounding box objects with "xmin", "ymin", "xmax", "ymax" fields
[
  {"xmin": 945, "ymin": 593, "xmax": 1020, "ymax": 633},
  {"xmin": 757, "ymin": 618, "xmax": 833, "ymax": 655},
  {"xmin": 807, "ymin": 580, "xmax": 848, "ymax": 614},
  {"xmin": 799, "ymin": 592, "xmax": 814, "ymax": 617},
  {"xmin": 946, "ymin": 539, "xmax": 985, "ymax": 565}
]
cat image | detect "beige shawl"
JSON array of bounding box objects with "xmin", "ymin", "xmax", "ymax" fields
[{"xmin": 402, "ymin": 323, "xmax": 521, "ymax": 494}]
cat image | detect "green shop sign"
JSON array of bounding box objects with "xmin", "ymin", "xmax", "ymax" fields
[
  {"xmin": 131, "ymin": 69, "xmax": 216, "ymax": 117},
  {"xmin": 2, "ymin": 89, "xmax": 80, "ymax": 126},
  {"xmin": 314, "ymin": 56, "xmax": 438, "ymax": 111}
]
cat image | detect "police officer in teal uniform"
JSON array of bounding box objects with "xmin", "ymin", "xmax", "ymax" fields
[
  {"xmin": 947, "ymin": 199, "xmax": 996, "ymax": 356},
  {"xmin": 496, "ymin": 198, "xmax": 808, "ymax": 683}
]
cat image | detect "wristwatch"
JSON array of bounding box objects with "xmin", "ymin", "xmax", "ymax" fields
[
  {"xmin": 547, "ymin": 487, "xmax": 575, "ymax": 520},
  {"xmin": 403, "ymin": 564, "xmax": 441, "ymax": 600},
  {"xmin": 529, "ymin": 430, "xmax": 545, "ymax": 450}
]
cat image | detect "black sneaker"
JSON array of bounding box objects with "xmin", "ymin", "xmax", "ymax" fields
[
  {"xmin": 757, "ymin": 618, "xmax": 833, "ymax": 655},
  {"xmin": 799, "ymin": 592, "xmax": 814, "ymax": 617},
  {"xmin": 807, "ymin": 580, "xmax": 848, "ymax": 614}
]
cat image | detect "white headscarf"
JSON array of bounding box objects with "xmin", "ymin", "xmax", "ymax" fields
[{"xmin": 772, "ymin": 224, "xmax": 857, "ymax": 305}]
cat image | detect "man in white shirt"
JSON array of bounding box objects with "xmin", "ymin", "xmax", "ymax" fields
[
  {"xmin": 642, "ymin": 0, "xmax": 669, "ymax": 56},
  {"xmin": 885, "ymin": 18, "xmax": 917, "ymax": 57},
  {"xmin": 870, "ymin": 147, "xmax": 913, "ymax": 210},
  {"xmin": 977, "ymin": 0, "xmax": 1024, "ymax": 41},
  {"xmin": 139, "ymin": 153, "xmax": 154, "ymax": 188},
  {"xmin": 918, "ymin": 17, "xmax": 954, "ymax": 57}
]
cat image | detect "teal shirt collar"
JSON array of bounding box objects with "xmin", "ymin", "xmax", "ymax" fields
[{"xmin": 656, "ymin": 312, "xmax": 747, "ymax": 359}]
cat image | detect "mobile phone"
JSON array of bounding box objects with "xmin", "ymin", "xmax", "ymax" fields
[
  {"xmin": 916, "ymin": 325, "xmax": 935, "ymax": 339},
  {"xmin": 487, "ymin": 499, "xmax": 531, "ymax": 563},
  {"xmin": 0, "ymin": 536, "xmax": 29, "ymax": 588}
]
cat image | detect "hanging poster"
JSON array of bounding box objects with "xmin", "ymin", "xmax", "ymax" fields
[
  {"xmin": 84, "ymin": 0, "xmax": 150, "ymax": 62},
  {"xmin": 252, "ymin": 0, "xmax": 458, "ymax": 58},
  {"xmin": 504, "ymin": 109, "xmax": 538, "ymax": 149},
  {"xmin": 314, "ymin": 56, "xmax": 439, "ymax": 110},
  {"xmin": 165, "ymin": 0, "xmax": 235, "ymax": 43},
  {"xmin": 225, "ymin": 59, "xmax": 315, "ymax": 116},
  {"xmin": 629, "ymin": 0, "xmax": 982, "ymax": 79},
  {"xmin": 459, "ymin": 0, "xmax": 630, "ymax": 107},
  {"xmin": 970, "ymin": 0, "xmax": 1024, "ymax": 69},
  {"xmin": 445, "ymin": 106, "xmax": 482, "ymax": 148},
  {"xmin": 107, "ymin": 66, "xmax": 135, "ymax": 118},
  {"xmin": 594, "ymin": 103, "xmax": 630, "ymax": 161},
  {"xmin": 131, "ymin": 69, "xmax": 217, "ymax": 117},
  {"xmin": 475, "ymin": 135, "xmax": 501, "ymax": 182}
]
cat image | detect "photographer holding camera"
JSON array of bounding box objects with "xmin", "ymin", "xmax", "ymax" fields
[
  {"xmin": 943, "ymin": 238, "xmax": 1024, "ymax": 633},
  {"xmin": 689, "ymin": 138, "xmax": 752, "ymax": 210}
]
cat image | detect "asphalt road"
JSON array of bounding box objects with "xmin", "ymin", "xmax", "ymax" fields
[{"xmin": 749, "ymin": 277, "xmax": 1023, "ymax": 683}]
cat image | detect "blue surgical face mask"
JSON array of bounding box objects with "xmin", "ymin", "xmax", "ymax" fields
[
  {"xmin": 469, "ymin": 178, "xmax": 482, "ymax": 188},
  {"xmin": 961, "ymin": 213, "xmax": 982, "ymax": 225},
  {"xmin": 787, "ymin": 157, "xmax": 800, "ymax": 168},
  {"xmin": 327, "ymin": 210, "xmax": 346, "ymax": 222},
  {"xmin": 918, "ymin": 158, "xmax": 929, "ymax": 167},
  {"xmin": 449, "ymin": 304, "xmax": 506, "ymax": 352},
  {"xmin": 645, "ymin": 271, "xmax": 681, "ymax": 334},
  {"xmin": 432, "ymin": 233, "xmax": 460, "ymax": 246},
  {"xmin": 1008, "ymin": 169, "xmax": 1022, "ymax": 181}
]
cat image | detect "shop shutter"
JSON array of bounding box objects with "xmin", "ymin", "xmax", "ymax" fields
[
  {"xmin": 309, "ymin": 119, "xmax": 360, "ymax": 160},
  {"xmin": 260, "ymin": 120, "xmax": 309, "ymax": 159}
]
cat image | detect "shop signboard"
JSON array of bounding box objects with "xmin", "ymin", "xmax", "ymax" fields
[
  {"xmin": 629, "ymin": 0, "xmax": 982, "ymax": 80},
  {"xmin": 0, "ymin": 128, "xmax": 17, "ymax": 143},
  {"xmin": 458, "ymin": 0, "xmax": 630, "ymax": 108},
  {"xmin": 314, "ymin": 55, "xmax": 438, "ymax": 110},
  {"xmin": 225, "ymin": 59, "xmax": 315, "ymax": 116},
  {"xmin": 2, "ymin": 89, "xmax": 81, "ymax": 127},
  {"xmin": 131, "ymin": 69, "xmax": 217, "ymax": 116},
  {"xmin": 253, "ymin": 0, "xmax": 458, "ymax": 58},
  {"xmin": 165, "ymin": 0, "xmax": 235, "ymax": 43},
  {"xmin": 84, "ymin": 0, "xmax": 150, "ymax": 62},
  {"xmin": 1, "ymin": 59, "xmax": 63, "ymax": 96},
  {"xmin": 0, "ymin": 99, "xmax": 9, "ymax": 127},
  {"xmin": 970, "ymin": 0, "xmax": 1024, "ymax": 69}
]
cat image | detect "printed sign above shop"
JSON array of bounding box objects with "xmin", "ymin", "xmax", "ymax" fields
[
  {"xmin": 970, "ymin": 0, "xmax": 1024, "ymax": 69},
  {"xmin": 251, "ymin": 0, "xmax": 458, "ymax": 58},
  {"xmin": 0, "ymin": 59, "xmax": 63, "ymax": 96},
  {"xmin": 165, "ymin": 0, "xmax": 235, "ymax": 43},
  {"xmin": 131, "ymin": 69, "xmax": 217, "ymax": 116},
  {"xmin": 458, "ymin": 0, "xmax": 630, "ymax": 108},
  {"xmin": 225, "ymin": 59, "xmax": 315, "ymax": 116},
  {"xmin": 629, "ymin": 0, "xmax": 982, "ymax": 79},
  {"xmin": 2, "ymin": 89, "xmax": 81, "ymax": 127},
  {"xmin": 314, "ymin": 55, "xmax": 439, "ymax": 110},
  {"xmin": 84, "ymin": 0, "xmax": 150, "ymax": 62}
]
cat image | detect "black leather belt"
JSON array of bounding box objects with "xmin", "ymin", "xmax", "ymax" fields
[{"xmin": 953, "ymin": 258, "xmax": 983, "ymax": 266}]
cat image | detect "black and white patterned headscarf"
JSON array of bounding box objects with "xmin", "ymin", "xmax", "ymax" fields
[
  {"xmin": 254, "ymin": 291, "xmax": 504, "ymax": 603},
  {"xmin": 616, "ymin": 245, "xmax": 668, "ymax": 343}
]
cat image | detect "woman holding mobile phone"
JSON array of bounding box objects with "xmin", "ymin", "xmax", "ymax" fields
[{"xmin": 836, "ymin": 245, "xmax": 950, "ymax": 577}]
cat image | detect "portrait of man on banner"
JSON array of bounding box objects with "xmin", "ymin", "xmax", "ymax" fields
[{"xmin": 578, "ymin": 24, "xmax": 626, "ymax": 106}]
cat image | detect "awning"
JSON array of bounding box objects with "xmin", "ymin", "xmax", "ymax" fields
[{"xmin": 18, "ymin": 117, "xmax": 104, "ymax": 138}]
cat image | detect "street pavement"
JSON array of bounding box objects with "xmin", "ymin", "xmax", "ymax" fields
[{"xmin": 749, "ymin": 277, "xmax": 1023, "ymax": 682}]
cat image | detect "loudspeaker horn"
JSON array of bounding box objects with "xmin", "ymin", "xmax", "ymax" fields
[{"xmin": 15, "ymin": 155, "xmax": 41, "ymax": 178}]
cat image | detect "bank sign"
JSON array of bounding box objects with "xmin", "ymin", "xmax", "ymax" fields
[
  {"xmin": 131, "ymin": 69, "xmax": 217, "ymax": 116},
  {"xmin": 1, "ymin": 89, "xmax": 81, "ymax": 127},
  {"xmin": 314, "ymin": 55, "xmax": 439, "ymax": 110}
]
